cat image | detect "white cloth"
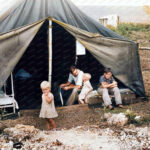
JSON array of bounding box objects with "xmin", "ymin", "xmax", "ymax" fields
[
  {"xmin": 39, "ymin": 93, "xmax": 58, "ymax": 118},
  {"xmin": 79, "ymin": 80, "xmax": 93, "ymax": 101},
  {"xmin": 0, "ymin": 95, "xmax": 19, "ymax": 109},
  {"xmin": 68, "ymin": 70, "xmax": 84, "ymax": 86}
]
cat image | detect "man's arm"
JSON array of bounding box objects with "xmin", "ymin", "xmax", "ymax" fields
[
  {"xmin": 60, "ymin": 73, "xmax": 74, "ymax": 89},
  {"xmin": 101, "ymin": 82, "xmax": 112, "ymax": 88},
  {"xmin": 67, "ymin": 70, "xmax": 83, "ymax": 90},
  {"xmin": 112, "ymin": 81, "xmax": 118, "ymax": 87},
  {"xmin": 60, "ymin": 82, "xmax": 71, "ymax": 88},
  {"xmin": 101, "ymin": 81, "xmax": 117, "ymax": 88},
  {"xmin": 63, "ymin": 84, "xmax": 81, "ymax": 90}
]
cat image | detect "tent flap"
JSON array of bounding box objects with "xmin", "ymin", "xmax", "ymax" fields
[
  {"xmin": 53, "ymin": 19, "xmax": 145, "ymax": 96},
  {"xmin": 0, "ymin": 20, "xmax": 44, "ymax": 88}
]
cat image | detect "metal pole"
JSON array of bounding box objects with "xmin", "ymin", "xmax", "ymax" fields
[
  {"xmin": 48, "ymin": 19, "xmax": 52, "ymax": 86},
  {"xmin": 11, "ymin": 72, "xmax": 14, "ymax": 97}
]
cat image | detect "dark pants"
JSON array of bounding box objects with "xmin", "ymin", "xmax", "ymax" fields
[{"xmin": 60, "ymin": 88, "xmax": 80, "ymax": 105}]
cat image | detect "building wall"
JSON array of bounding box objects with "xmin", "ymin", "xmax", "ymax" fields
[
  {"xmin": 99, "ymin": 15, "xmax": 119, "ymax": 27},
  {"xmin": 76, "ymin": 5, "xmax": 150, "ymax": 24},
  {"xmin": 139, "ymin": 48, "xmax": 150, "ymax": 96}
]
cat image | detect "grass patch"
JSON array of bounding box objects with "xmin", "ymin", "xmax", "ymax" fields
[
  {"xmin": 103, "ymin": 107, "xmax": 150, "ymax": 126},
  {"xmin": 125, "ymin": 112, "xmax": 142, "ymax": 125},
  {"xmin": 141, "ymin": 116, "xmax": 150, "ymax": 125},
  {"xmin": 125, "ymin": 109, "xmax": 150, "ymax": 126},
  {"xmin": 107, "ymin": 23, "xmax": 150, "ymax": 40}
]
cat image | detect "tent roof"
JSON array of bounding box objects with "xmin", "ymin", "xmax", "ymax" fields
[
  {"xmin": 0, "ymin": 0, "xmax": 145, "ymax": 97},
  {"xmin": 0, "ymin": 0, "xmax": 22, "ymax": 22},
  {"xmin": 0, "ymin": 0, "xmax": 129, "ymax": 41}
]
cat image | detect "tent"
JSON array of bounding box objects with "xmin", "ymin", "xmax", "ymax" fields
[{"xmin": 0, "ymin": 0, "xmax": 145, "ymax": 109}]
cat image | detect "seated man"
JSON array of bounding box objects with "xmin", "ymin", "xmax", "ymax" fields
[
  {"xmin": 60, "ymin": 66, "xmax": 84, "ymax": 105},
  {"xmin": 97, "ymin": 68, "xmax": 123, "ymax": 109}
]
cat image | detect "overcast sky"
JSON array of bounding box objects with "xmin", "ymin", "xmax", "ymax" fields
[
  {"xmin": 72, "ymin": 0, "xmax": 150, "ymax": 6},
  {"xmin": 0, "ymin": 0, "xmax": 150, "ymax": 16}
]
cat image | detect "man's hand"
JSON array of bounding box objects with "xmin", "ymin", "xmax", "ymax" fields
[
  {"xmin": 110, "ymin": 81, "xmax": 118, "ymax": 88},
  {"xmin": 60, "ymin": 84, "xmax": 65, "ymax": 88},
  {"xmin": 101, "ymin": 82, "xmax": 109, "ymax": 88},
  {"xmin": 60, "ymin": 82, "xmax": 71, "ymax": 89},
  {"xmin": 63, "ymin": 86, "xmax": 70, "ymax": 90},
  {"xmin": 63, "ymin": 85, "xmax": 81, "ymax": 90}
]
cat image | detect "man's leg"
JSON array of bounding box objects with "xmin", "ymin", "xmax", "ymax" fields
[
  {"xmin": 66, "ymin": 88, "xmax": 79, "ymax": 105},
  {"xmin": 111, "ymin": 87, "xmax": 122, "ymax": 105},
  {"xmin": 60, "ymin": 88, "xmax": 72, "ymax": 105},
  {"xmin": 97, "ymin": 88, "xmax": 112, "ymax": 106}
]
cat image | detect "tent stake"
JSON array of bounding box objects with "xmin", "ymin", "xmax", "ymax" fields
[{"xmin": 48, "ymin": 20, "xmax": 52, "ymax": 86}]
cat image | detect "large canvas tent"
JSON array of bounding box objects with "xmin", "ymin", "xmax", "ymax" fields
[{"xmin": 0, "ymin": 0, "xmax": 145, "ymax": 109}]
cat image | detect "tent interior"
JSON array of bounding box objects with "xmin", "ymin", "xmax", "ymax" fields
[{"xmin": 4, "ymin": 20, "xmax": 126, "ymax": 109}]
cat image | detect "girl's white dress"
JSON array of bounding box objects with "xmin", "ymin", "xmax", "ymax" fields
[
  {"xmin": 79, "ymin": 80, "xmax": 93, "ymax": 101},
  {"xmin": 39, "ymin": 93, "xmax": 58, "ymax": 118}
]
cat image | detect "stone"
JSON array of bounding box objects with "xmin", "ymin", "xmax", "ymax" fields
[
  {"xmin": 104, "ymin": 113, "xmax": 128, "ymax": 126},
  {"xmin": 86, "ymin": 91, "xmax": 103, "ymax": 105}
]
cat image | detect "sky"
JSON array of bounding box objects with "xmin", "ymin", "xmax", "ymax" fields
[
  {"xmin": 0, "ymin": 0, "xmax": 150, "ymax": 14},
  {"xmin": 72, "ymin": 0, "xmax": 150, "ymax": 6},
  {"xmin": 0, "ymin": 0, "xmax": 150, "ymax": 23}
]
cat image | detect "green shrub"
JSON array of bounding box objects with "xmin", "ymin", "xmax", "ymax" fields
[{"xmin": 107, "ymin": 23, "xmax": 150, "ymax": 39}]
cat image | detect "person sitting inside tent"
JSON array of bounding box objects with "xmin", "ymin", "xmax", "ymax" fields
[
  {"xmin": 97, "ymin": 68, "xmax": 123, "ymax": 110},
  {"xmin": 78, "ymin": 73, "xmax": 93, "ymax": 104},
  {"xmin": 60, "ymin": 65, "xmax": 84, "ymax": 105}
]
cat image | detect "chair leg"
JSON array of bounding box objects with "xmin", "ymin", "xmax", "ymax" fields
[
  {"xmin": 18, "ymin": 111, "xmax": 20, "ymax": 117},
  {"xmin": 13, "ymin": 106, "xmax": 16, "ymax": 114}
]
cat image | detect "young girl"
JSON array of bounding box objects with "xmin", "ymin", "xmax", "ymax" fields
[
  {"xmin": 78, "ymin": 73, "xmax": 93, "ymax": 104},
  {"xmin": 39, "ymin": 81, "xmax": 58, "ymax": 130}
]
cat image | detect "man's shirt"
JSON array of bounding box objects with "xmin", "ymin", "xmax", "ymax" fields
[
  {"xmin": 99, "ymin": 75, "xmax": 115, "ymax": 85},
  {"xmin": 68, "ymin": 70, "xmax": 84, "ymax": 86}
]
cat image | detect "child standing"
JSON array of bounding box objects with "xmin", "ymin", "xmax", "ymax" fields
[
  {"xmin": 78, "ymin": 73, "xmax": 93, "ymax": 104},
  {"xmin": 39, "ymin": 81, "xmax": 58, "ymax": 130}
]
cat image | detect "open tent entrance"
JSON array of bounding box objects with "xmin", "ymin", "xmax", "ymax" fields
[
  {"xmin": 13, "ymin": 21, "xmax": 49, "ymax": 109},
  {"xmin": 7, "ymin": 20, "xmax": 126, "ymax": 109}
]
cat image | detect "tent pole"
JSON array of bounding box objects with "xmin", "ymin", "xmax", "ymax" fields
[{"xmin": 48, "ymin": 19, "xmax": 52, "ymax": 86}]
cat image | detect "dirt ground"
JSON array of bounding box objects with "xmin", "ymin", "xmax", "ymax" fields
[
  {"xmin": 130, "ymin": 99, "xmax": 150, "ymax": 118},
  {"xmin": 1, "ymin": 99, "xmax": 150, "ymax": 130},
  {"xmin": 2, "ymin": 124, "xmax": 150, "ymax": 150},
  {"xmin": 1, "ymin": 100, "xmax": 150, "ymax": 150}
]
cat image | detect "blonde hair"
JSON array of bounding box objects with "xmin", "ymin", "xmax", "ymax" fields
[
  {"xmin": 40, "ymin": 81, "xmax": 50, "ymax": 89},
  {"xmin": 83, "ymin": 73, "xmax": 91, "ymax": 80}
]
